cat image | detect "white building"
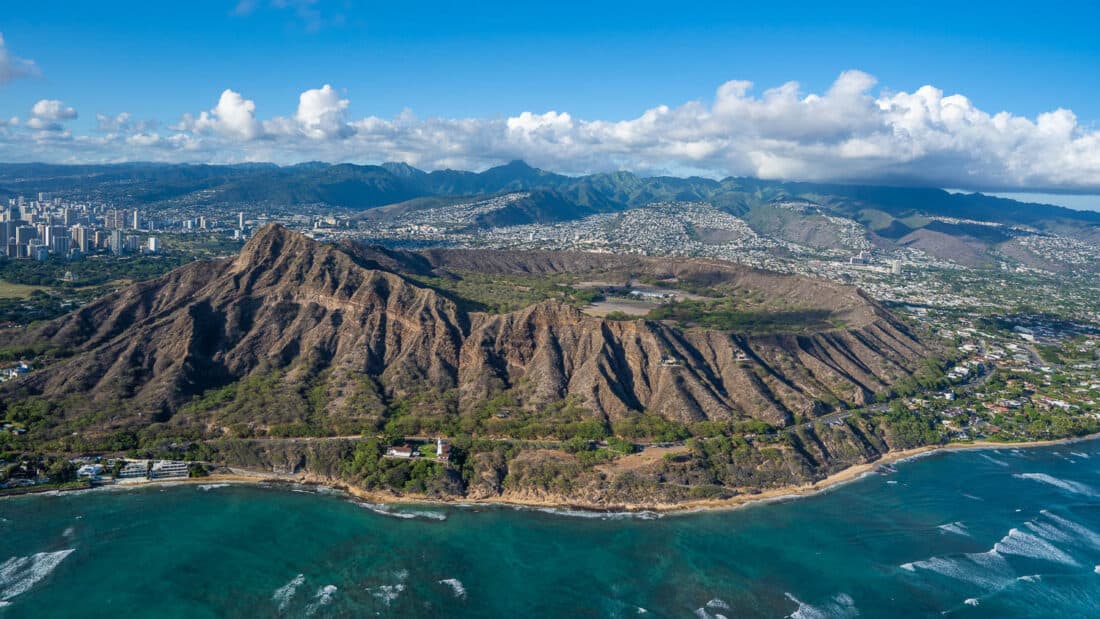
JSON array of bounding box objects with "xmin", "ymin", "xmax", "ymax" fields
[{"xmin": 150, "ymin": 460, "xmax": 189, "ymax": 479}]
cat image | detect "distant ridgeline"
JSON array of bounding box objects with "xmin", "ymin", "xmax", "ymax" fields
[{"xmin": 0, "ymin": 160, "xmax": 1096, "ymax": 247}]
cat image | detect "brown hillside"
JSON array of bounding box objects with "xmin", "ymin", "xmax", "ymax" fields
[{"xmin": 7, "ymin": 225, "xmax": 931, "ymax": 439}]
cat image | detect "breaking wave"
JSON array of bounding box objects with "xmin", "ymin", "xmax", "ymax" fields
[
  {"xmin": 368, "ymin": 569, "xmax": 408, "ymax": 607},
  {"xmin": 439, "ymin": 578, "xmax": 466, "ymax": 599},
  {"xmin": 994, "ymin": 528, "xmax": 1079, "ymax": 567},
  {"xmin": 901, "ymin": 552, "xmax": 1013, "ymax": 589},
  {"xmin": 1013, "ymin": 473, "xmax": 1097, "ymax": 497},
  {"xmin": 304, "ymin": 584, "xmax": 336, "ymax": 616},
  {"xmin": 0, "ymin": 549, "xmax": 75, "ymax": 603},
  {"xmin": 198, "ymin": 483, "xmax": 230, "ymax": 491},
  {"xmin": 783, "ymin": 592, "xmax": 858, "ymax": 619},
  {"xmin": 272, "ymin": 573, "xmax": 305, "ymax": 612},
  {"xmin": 352, "ymin": 501, "xmax": 447, "ymax": 521},
  {"xmin": 902, "ymin": 511, "xmax": 1100, "ymax": 592},
  {"xmin": 522, "ymin": 506, "xmax": 662, "ymax": 520},
  {"xmin": 979, "ymin": 453, "xmax": 1009, "ymax": 467},
  {"xmin": 370, "ymin": 583, "xmax": 405, "ymax": 606},
  {"xmin": 705, "ymin": 598, "xmax": 730, "ymax": 610},
  {"xmin": 938, "ymin": 521, "xmax": 970, "ymax": 537}
]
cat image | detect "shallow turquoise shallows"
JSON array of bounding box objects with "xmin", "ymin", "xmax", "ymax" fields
[{"xmin": 3, "ymin": 441, "xmax": 1100, "ymax": 618}]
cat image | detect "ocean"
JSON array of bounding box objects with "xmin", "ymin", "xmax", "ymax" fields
[{"xmin": 2, "ymin": 440, "xmax": 1100, "ymax": 617}]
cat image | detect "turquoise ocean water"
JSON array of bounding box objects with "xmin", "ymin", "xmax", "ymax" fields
[{"xmin": 3, "ymin": 440, "xmax": 1100, "ymax": 617}]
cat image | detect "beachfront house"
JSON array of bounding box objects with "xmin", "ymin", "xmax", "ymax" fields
[{"xmin": 150, "ymin": 461, "xmax": 190, "ymax": 479}]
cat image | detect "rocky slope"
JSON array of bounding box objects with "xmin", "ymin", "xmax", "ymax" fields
[{"xmin": 7, "ymin": 225, "xmax": 930, "ymax": 441}]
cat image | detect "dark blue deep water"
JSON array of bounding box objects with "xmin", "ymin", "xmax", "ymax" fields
[{"xmin": 3, "ymin": 440, "xmax": 1100, "ymax": 617}]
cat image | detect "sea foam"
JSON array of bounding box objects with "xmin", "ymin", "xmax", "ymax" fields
[
  {"xmin": 304, "ymin": 584, "xmax": 336, "ymax": 616},
  {"xmin": 979, "ymin": 453, "xmax": 1009, "ymax": 467},
  {"xmin": 523, "ymin": 506, "xmax": 661, "ymax": 520},
  {"xmin": 370, "ymin": 583, "xmax": 405, "ymax": 606},
  {"xmin": 352, "ymin": 501, "xmax": 447, "ymax": 521},
  {"xmin": 198, "ymin": 483, "xmax": 230, "ymax": 491},
  {"xmin": 438, "ymin": 577, "xmax": 466, "ymax": 599},
  {"xmin": 938, "ymin": 521, "xmax": 970, "ymax": 537},
  {"xmin": 272, "ymin": 573, "xmax": 305, "ymax": 612},
  {"xmin": 1040, "ymin": 512, "xmax": 1100, "ymax": 550},
  {"xmin": 783, "ymin": 592, "xmax": 857, "ymax": 619},
  {"xmin": 1013, "ymin": 473, "xmax": 1097, "ymax": 497},
  {"xmin": 705, "ymin": 598, "xmax": 731, "ymax": 610},
  {"xmin": 994, "ymin": 528, "xmax": 1079, "ymax": 567},
  {"xmin": 0, "ymin": 549, "xmax": 75, "ymax": 603}
]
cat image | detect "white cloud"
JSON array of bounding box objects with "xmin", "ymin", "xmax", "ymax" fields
[
  {"xmin": 0, "ymin": 33, "xmax": 38, "ymax": 84},
  {"xmin": 96, "ymin": 112, "xmax": 132, "ymax": 132},
  {"xmin": 3, "ymin": 72, "xmax": 1100, "ymax": 191},
  {"xmin": 293, "ymin": 84, "xmax": 353, "ymax": 139},
  {"xmin": 25, "ymin": 99, "xmax": 77, "ymax": 131},
  {"xmin": 180, "ymin": 89, "xmax": 264, "ymax": 140}
]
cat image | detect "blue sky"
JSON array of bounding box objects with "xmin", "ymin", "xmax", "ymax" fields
[{"xmin": 1, "ymin": 0, "xmax": 1100, "ymax": 193}]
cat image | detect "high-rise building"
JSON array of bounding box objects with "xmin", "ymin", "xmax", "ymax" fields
[
  {"xmin": 1, "ymin": 221, "xmax": 16, "ymax": 257},
  {"xmin": 105, "ymin": 208, "xmax": 131, "ymax": 230},
  {"xmin": 238, "ymin": 212, "xmax": 244, "ymax": 229},
  {"xmin": 72, "ymin": 225, "xmax": 90, "ymax": 253},
  {"xmin": 132, "ymin": 209, "xmax": 140, "ymax": 230},
  {"xmin": 50, "ymin": 235, "xmax": 71, "ymax": 255},
  {"xmin": 147, "ymin": 236, "xmax": 159, "ymax": 253},
  {"xmin": 110, "ymin": 229, "xmax": 125, "ymax": 255},
  {"xmin": 15, "ymin": 225, "xmax": 37, "ymax": 248},
  {"xmin": 44, "ymin": 225, "xmax": 68, "ymax": 249},
  {"xmin": 199, "ymin": 216, "xmax": 207, "ymax": 229}
]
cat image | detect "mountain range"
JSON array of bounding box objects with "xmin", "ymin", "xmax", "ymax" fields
[{"xmin": 4, "ymin": 160, "xmax": 1098, "ymax": 269}]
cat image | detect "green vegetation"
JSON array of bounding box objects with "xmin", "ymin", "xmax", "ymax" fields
[
  {"xmin": 0, "ymin": 254, "xmax": 190, "ymax": 288},
  {"xmin": 645, "ymin": 298, "xmax": 843, "ymax": 333},
  {"xmin": 0, "ymin": 233, "xmax": 241, "ymax": 325},
  {"xmin": 0, "ymin": 280, "xmax": 48, "ymax": 299},
  {"xmin": 411, "ymin": 270, "xmax": 601, "ymax": 314},
  {"xmin": 342, "ymin": 439, "xmax": 454, "ymax": 495}
]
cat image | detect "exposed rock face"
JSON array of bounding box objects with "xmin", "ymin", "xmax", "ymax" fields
[{"xmin": 9, "ymin": 225, "xmax": 930, "ymax": 436}]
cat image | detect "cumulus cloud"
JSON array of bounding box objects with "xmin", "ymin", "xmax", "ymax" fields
[
  {"xmin": 25, "ymin": 99, "xmax": 77, "ymax": 131},
  {"xmin": 0, "ymin": 33, "xmax": 38, "ymax": 84},
  {"xmin": 293, "ymin": 84, "xmax": 353, "ymax": 139},
  {"xmin": 177, "ymin": 89, "xmax": 264, "ymax": 140},
  {"xmin": 3, "ymin": 71, "xmax": 1100, "ymax": 191}
]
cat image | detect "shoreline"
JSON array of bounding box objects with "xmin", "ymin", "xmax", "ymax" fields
[{"xmin": 11, "ymin": 432, "xmax": 1100, "ymax": 514}]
